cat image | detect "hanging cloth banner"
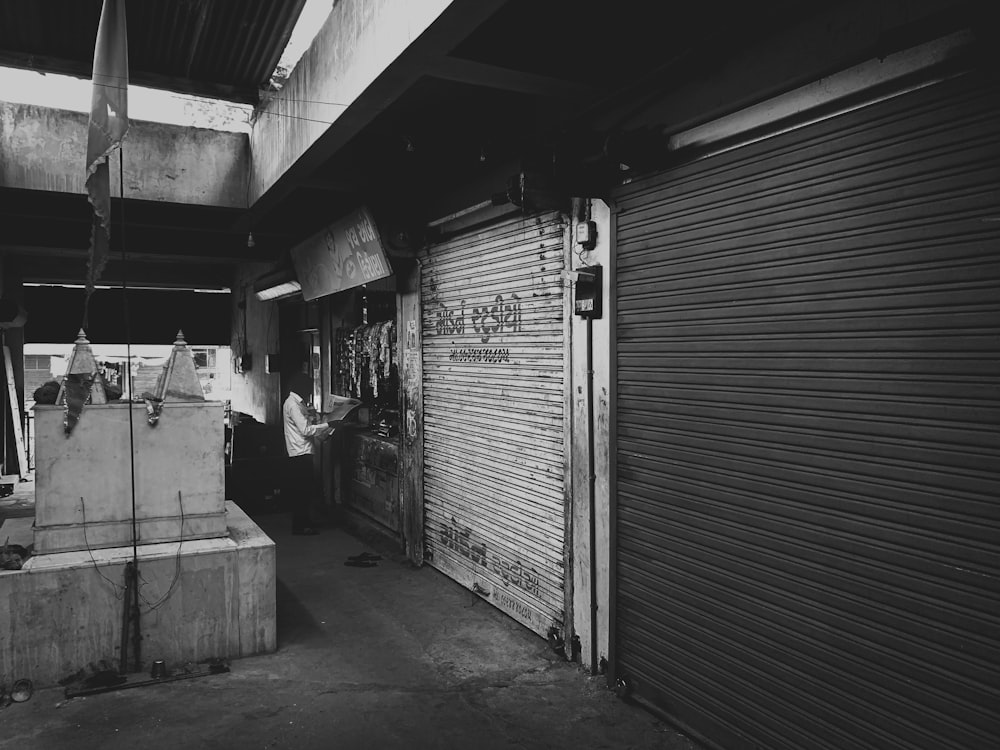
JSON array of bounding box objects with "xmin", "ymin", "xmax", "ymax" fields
[
  {"xmin": 85, "ymin": 0, "xmax": 129, "ymax": 299},
  {"xmin": 291, "ymin": 207, "xmax": 392, "ymax": 301}
]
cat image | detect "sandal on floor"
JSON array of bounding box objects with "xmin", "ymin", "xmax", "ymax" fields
[{"xmin": 347, "ymin": 553, "xmax": 382, "ymax": 562}]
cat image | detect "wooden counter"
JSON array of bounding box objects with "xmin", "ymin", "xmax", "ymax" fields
[{"xmin": 343, "ymin": 429, "xmax": 400, "ymax": 536}]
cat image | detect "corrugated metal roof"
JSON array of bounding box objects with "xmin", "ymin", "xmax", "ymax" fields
[{"xmin": 0, "ymin": 0, "xmax": 307, "ymax": 103}]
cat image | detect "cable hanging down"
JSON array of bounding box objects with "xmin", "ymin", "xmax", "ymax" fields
[{"xmin": 137, "ymin": 490, "xmax": 186, "ymax": 614}]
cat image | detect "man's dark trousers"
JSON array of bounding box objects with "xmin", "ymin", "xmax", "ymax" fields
[{"xmin": 285, "ymin": 454, "xmax": 316, "ymax": 532}]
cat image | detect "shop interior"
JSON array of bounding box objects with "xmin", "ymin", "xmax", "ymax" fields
[
  {"xmin": 226, "ymin": 273, "xmax": 403, "ymax": 549},
  {"xmin": 331, "ymin": 275, "xmax": 400, "ymax": 545}
]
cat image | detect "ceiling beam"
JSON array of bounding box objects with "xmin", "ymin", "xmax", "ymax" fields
[
  {"xmin": 18, "ymin": 257, "xmax": 233, "ymax": 290},
  {"xmin": 424, "ymin": 56, "xmax": 600, "ymax": 98},
  {"xmin": 0, "ymin": 209, "xmax": 291, "ymax": 243},
  {"xmin": 295, "ymin": 177, "xmax": 359, "ymax": 193},
  {"xmin": 0, "ymin": 50, "xmax": 257, "ymax": 104},
  {"xmin": 2, "ymin": 244, "xmax": 253, "ymax": 265},
  {"xmin": 236, "ymin": 0, "xmax": 511, "ymax": 233}
]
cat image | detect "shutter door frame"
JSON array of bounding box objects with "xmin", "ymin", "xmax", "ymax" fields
[
  {"xmin": 610, "ymin": 73, "xmax": 1000, "ymax": 750},
  {"xmin": 421, "ymin": 210, "xmax": 573, "ymax": 639}
]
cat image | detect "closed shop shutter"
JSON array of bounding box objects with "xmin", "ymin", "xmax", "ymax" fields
[
  {"xmin": 421, "ymin": 211, "xmax": 569, "ymax": 638},
  {"xmin": 613, "ymin": 74, "xmax": 1000, "ymax": 750}
]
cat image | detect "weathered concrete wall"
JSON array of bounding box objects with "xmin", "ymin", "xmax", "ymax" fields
[
  {"xmin": 0, "ymin": 102, "xmax": 248, "ymax": 207},
  {"xmin": 0, "ymin": 502, "xmax": 275, "ymax": 687},
  {"xmin": 229, "ymin": 262, "xmax": 281, "ymax": 425},
  {"xmin": 249, "ymin": 0, "xmax": 452, "ymax": 202}
]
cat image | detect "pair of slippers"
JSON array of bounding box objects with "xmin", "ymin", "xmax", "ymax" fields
[{"xmin": 344, "ymin": 552, "xmax": 381, "ymax": 567}]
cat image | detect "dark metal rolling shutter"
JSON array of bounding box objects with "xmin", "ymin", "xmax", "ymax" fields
[
  {"xmin": 421, "ymin": 212, "xmax": 569, "ymax": 638},
  {"xmin": 613, "ymin": 74, "xmax": 1000, "ymax": 750}
]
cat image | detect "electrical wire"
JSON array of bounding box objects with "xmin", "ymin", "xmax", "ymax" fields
[
  {"xmin": 265, "ymin": 303, "xmax": 277, "ymax": 355},
  {"xmin": 138, "ymin": 490, "xmax": 185, "ymax": 613},
  {"xmin": 118, "ymin": 147, "xmax": 139, "ymax": 572},
  {"xmin": 574, "ymin": 199, "xmax": 593, "ymax": 267},
  {"xmin": 245, "ymin": 146, "xmax": 253, "ymax": 211},
  {"xmin": 79, "ymin": 496, "xmax": 126, "ymax": 599},
  {"xmin": 89, "ymin": 74, "xmax": 353, "ymax": 108},
  {"xmin": 83, "ymin": 46, "xmax": 699, "ymax": 135},
  {"xmin": 242, "ymin": 283, "xmax": 250, "ymax": 357},
  {"xmin": 87, "ymin": 77, "xmax": 354, "ymax": 128}
]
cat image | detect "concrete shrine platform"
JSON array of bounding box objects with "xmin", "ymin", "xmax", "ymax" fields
[
  {"xmin": 0, "ymin": 501, "xmax": 275, "ymax": 687},
  {"xmin": 31, "ymin": 402, "xmax": 228, "ymax": 554}
]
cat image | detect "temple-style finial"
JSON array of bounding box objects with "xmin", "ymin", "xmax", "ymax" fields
[
  {"xmin": 155, "ymin": 327, "xmax": 205, "ymax": 402},
  {"xmin": 58, "ymin": 326, "xmax": 105, "ymax": 408}
]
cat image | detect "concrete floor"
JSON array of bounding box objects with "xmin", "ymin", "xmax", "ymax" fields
[
  {"xmin": 0, "ymin": 473, "xmax": 34, "ymax": 521},
  {"xmin": 1, "ymin": 504, "xmax": 700, "ymax": 750}
]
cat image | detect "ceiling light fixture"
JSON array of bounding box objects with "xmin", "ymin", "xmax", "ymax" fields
[
  {"xmin": 253, "ymin": 268, "xmax": 301, "ymax": 301},
  {"xmin": 404, "ymin": 136, "xmax": 415, "ymax": 152},
  {"xmin": 247, "ymin": 231, "xmax": 255, "ymax": 248}
]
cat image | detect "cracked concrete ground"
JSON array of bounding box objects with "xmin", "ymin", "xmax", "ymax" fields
[{"xmin": 0, "ymin": 507, "xmax": 700, "ymax": 749}]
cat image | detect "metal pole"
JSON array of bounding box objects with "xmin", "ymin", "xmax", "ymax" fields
[{"xmin": 586, "ymin": 315, "xmax": 598, "ymax": 675}]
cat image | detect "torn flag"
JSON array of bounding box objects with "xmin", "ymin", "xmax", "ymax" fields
[{"xmin": 85, "ymin": 0, "xmax": 129, "ymax": 296}]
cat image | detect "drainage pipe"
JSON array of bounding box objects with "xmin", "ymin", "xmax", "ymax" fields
[{"xmin": 586, "ymin": 311, "xmax": 598, "ymax": 675}]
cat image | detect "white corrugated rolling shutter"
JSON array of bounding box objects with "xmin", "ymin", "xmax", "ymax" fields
[
  {"xmin": 613, "ymin": 74, "xmax": 1000, "ymax": 750},
  {"xmin": 421, "ymin": 211, "xmax": 569, "ymax": 638}
]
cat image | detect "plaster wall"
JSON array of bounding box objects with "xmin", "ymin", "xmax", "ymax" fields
[
  {"xmin": 0, "ymin": 502, "xmax": 275, "ymax": 687},
  {"xmin": 249, "ymin": 0, "xmax": 452, "ymax": 202},
  {"xmin": 229, "ymin": 262, "xmax": 281, "ymax": 425},
  {"xmin": 0, "ymin": 102, "xmax": 247, "ymax": 208},
  {"xmin": 569, "ymin": 200, "xmax": 611, "ymax": 673}
]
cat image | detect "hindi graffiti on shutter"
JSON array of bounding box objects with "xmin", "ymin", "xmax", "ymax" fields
[
  {"xmin": 434, "ymin": 293, "xmax": 523, "ymax": 343},
  {"xmin": 439, "ymin": 519, "xmax": 541, "ymax": 597}
]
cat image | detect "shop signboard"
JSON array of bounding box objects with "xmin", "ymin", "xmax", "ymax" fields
[{"xmin": 291, "ymin": 207, "xmax": 392, "ymax": 301}]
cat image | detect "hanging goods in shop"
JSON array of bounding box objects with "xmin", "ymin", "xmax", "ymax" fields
[{"xmin": 336, "ymin": 320, "xmax": 397, "ymax": 401}]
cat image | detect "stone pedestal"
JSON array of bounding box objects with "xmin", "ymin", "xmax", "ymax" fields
[
  {"xmin": 32, "ymin": 402, "xmax": 227, "ymax": 554},
  {"xmin": 1, "ymin": 502, "xmax": 276, "ymax": 686}
]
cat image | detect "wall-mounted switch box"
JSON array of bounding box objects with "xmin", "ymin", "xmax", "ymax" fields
[
  {"xmin": 575, "ymin": 220, "xmax": 597, "ymax": 252},
  {"xmin": 573, "ymin": 264, "xmax": 603, "ymax": 319}
]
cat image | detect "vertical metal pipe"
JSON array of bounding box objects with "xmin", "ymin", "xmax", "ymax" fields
[
  {"xmin": 119, "ymin": 147, "xmax": 138, "ymax": 570},
  {"xmin": 586, "ymin": 315, "xmax": 598, "ymax": 674},
  {"xmin": 131, "ymin": 561, "xmax": 141, "ymax": 671},
  {"xmin": 119, "ymin": 146, "xmax": 141, "ymax": 674},
  {"xmin": 119, "ymin": 561, "xmax": 132, "ymax": 674}
]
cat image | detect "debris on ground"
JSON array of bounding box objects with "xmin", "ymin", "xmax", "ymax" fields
[
  {"xmin": 344, "ymin": 551, "xmax": 380, "ymax": 567},
  {"xmin": 1, "ymin": 538, "xmax": 28, "ymax": 570}
]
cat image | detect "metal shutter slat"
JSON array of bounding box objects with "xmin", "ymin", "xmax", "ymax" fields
[
  {"xmin": 422, "ymin": 212, "xmax": 569, "ymax": 638},
  {"xmin": 613, "ymin": 74, "xmax": 1000, "ymax": 750}
]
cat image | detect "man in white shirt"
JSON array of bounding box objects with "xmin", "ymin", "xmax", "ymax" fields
[{"xmin": 282, "ymin": 372, "xmax": 340, "ymax": 535}]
